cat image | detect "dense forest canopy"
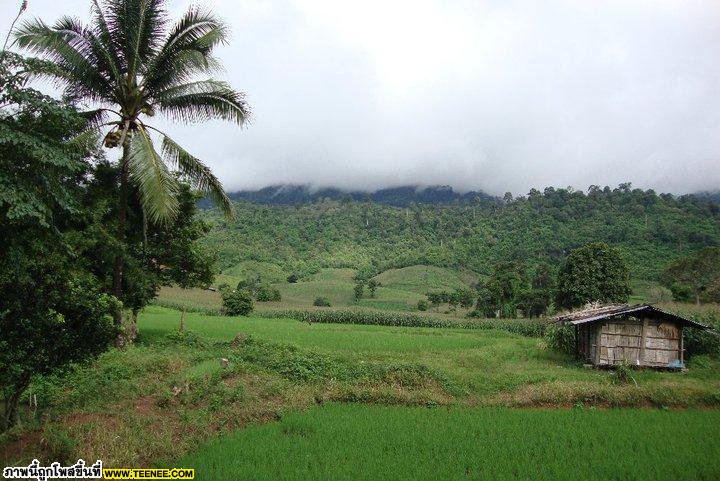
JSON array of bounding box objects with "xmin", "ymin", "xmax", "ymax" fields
[{"xmin": 201, "ymin": 184, "xmax": 720, "ymax": 282}]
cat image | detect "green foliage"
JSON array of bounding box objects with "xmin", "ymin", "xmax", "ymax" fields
[
  {"xmin": 229, "ymin": 335, "xmax": 441, "ymax": 386},
  {"xmin": 0, "ymin": 261, "xmax": 119, "ymax": 429},
  {"xmin": 612, "ymin": 361, "xmax": 637, "ymax": 386},
  {"xmin": 74, "ymin": 169, "xmax": 218, "ymax": 314},
  {"xmin": 372, "ymin": 265, "xmax": 470, "ymax": 294},
  {"xmin": 646, "ymin": 285, "xmax": 674, "ymax": 303},
  {"xmin": 424, "ymin": 287, "xmax": 476, "ymax": 311},
  {"xmin": 367, "ymin": 279, "xmax": 379, "ymax": 298},
  {"xmin": 256, "ymin": 284, "xmax": 282, "ymax": 302},
  {"xmin": 682, "ymin": 312, "xmax": 720, "ymax": 358},
  {"xmin": 0, "ymin": 53, "xmax": 86, "ymax": 228},
  {"xmin": 544, "ymin": 324, "xmax": 576, "ymax": 356},
  {"xmin": 661, "ymin": 247, "xmax": 720, "ymax": 304},
  {"xmin": 476, "ymin": 262, "xmax": 532, "ymax": 318},
  {"xmin": 451, "ymin": 288, "xmax": 475, "ymax": 309},
  {"xmin": 287, "ymin": 274, "xmax": 299, "ymax": 283},
  {"xmin": 162, "ymin": 329, "xmax": 206, "ymax": 348},
  {"xmin": 556, "ymin": 242, "xmax": 631, "ymax": 309},
  {"xmin": 313, "ymin": 297, "xmax": 332, "ymax": 307},
  {"xmin": 417, "ymin": 299, "xmax": 429, "ymax": 311},
  {"xmin": 0, "ymin": 54, "xmax": 120, "ymax": 429},
  {"xmin": 353, "ymin": 281, "xmax": 364, "ymax": 302},
  {"xmin": 222, "ymin": 289, "xmax": 254, "ymax": 316},
  {"xmin": 201, "ymin": 186, "xmax": 720, "ymax": 282},
  {"xmin": 519, "ymin": 289, "xmax": 553, "ymax": 318}
]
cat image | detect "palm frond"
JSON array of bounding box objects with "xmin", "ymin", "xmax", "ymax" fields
[
  {"xmin": 67, "ymin": 128, "xmax": 102, "ymax": 154},
  {"xmin": 104, "ymin": 0, "xmax": 167, "ymax": 77},
  {"xmin": 78, "ymin": 108, "xmax": 112, "ymax": 131},
  {"xmin": 155, "ymin": 79, "xmax": 250, "ymax": 125},
  {"xmin": 142, "ymin": 6, "xmax": 227, "ymax": 93},
  {"xmin": 127, "ymin": 126, "xmax": 179, "ymax": 224},
  {"xmin": 14, "ymin": 18, "xmax": 113, "ymax": 102},
  {"xmin": 90, "ymin": 0, "xmax": 125, "ymax": 71},
  {"xmin": 160, "ymin": 133, "xmax": 234, "ymax": 218}
]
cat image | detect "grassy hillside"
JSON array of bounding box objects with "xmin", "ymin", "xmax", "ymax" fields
[
  {"xmin": 216, "ymin": 261, "xmax": 288, "ymax": 287},
  {"xmin": 201, "ymin": 186, "xmax": 720, "ymax": 283},
  {"xmin": 372, "ymin": 265, "xmax": 472, "ymax": 293},
  {"xmin": 157, "ymin": 266, "xmax": 472, "ymax": 313}
]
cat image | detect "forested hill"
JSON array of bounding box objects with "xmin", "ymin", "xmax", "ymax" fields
[
  {"xmin": 201, "ymin": 185, "xmax": 720, "ymax": 282},
  {"xmin": 224, "ymin": 184, "xmax": 497, "ymax": 206}
]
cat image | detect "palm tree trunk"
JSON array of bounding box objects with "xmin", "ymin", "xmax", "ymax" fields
[{"xmin": 113, "ymin": 133, "xmax": 130, "ymax": 348}]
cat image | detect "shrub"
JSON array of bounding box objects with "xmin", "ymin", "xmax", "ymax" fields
[
  {"xmin": 287, "ymin": 274, "xmax": 299, "ymax": 283},
  {"xmin": 353, "ymin": 282, "xmax": 364, "ymax": 302},
  {"xmin": 683, "ymin": 312, "xmax": 720, "ymax": 358},
  {"xmin": 222, "ymin": 289, "xmax": 254, "ymax": 316},
  {"xmin": 613, "ymin": 360, "xmax": 637, "ymax": 386},
  {"xmin": 256, "ymin": 284, "xmax": 281, "ymax": 302},
  {"xmin": 313, "ymin": 297, "xmax": 331, "ymax": 307},
  {"xmin": 417, "ymin": 299, "xmax": 429, "ymax": 311},
  {"xmin": 646, "ymin": 286, "xmax": 674, "ymax": 303},
  {"xmin": 545, "ymin": 323, "xmax": 576, "ymax": 356},
  {"xmin": 163, "ymin": 329, "xmax": 206, "ymax": 347}
]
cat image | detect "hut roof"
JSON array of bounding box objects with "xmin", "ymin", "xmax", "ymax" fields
[{"xmin": 554, "ymin": 304, "xmax": 710, "ymax": 329}]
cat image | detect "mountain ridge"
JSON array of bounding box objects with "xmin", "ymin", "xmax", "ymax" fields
[
  {"xmin": 222, "ymin": 184, "xmax": 720, "ymax": 207},
  {"xmin": 224, "ymin": 184, "xmax": 497, "ymax": 206}
]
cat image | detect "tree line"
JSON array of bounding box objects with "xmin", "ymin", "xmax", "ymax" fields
[{"xmin": 202, "ymin": 184, "xmax": 720, "ymax": 283}]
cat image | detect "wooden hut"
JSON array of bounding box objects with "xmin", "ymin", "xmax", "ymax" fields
[{"xmin": 555, "ymin": 304, "xmax": 709, "ymax": 369}]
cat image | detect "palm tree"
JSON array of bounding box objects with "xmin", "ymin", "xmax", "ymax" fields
[{"xmin": 14, "ymin": 0, "xmax": 249, "ymax": 343}]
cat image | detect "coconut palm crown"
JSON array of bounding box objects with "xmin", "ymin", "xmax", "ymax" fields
[{"xmin": 14, "ymin": 0, "xmax": 248, "ymax": 223}]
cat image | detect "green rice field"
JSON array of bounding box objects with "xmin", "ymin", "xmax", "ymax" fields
[{"xmin": 181, "ymin": 403, "xmax": 720, "ymax": 481}]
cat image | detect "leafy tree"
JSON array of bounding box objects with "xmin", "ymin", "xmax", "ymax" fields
[
  {"xmin": 72, "ymin": 166, "xmax": 217, "ymax": 340},
  {"xmin": 451, "ymin": 288, "xmax": 475, "ymax": 309},
  {"xmin": 222, "ymin": 289, "xmax": 253, "ymax": 316},
  {"xmin": 0, "ymin": 53, "xmax": 118, "ymax": 429},
  {"xmin": 15, "ymin": 0, "xmax": 249, "ymax": 343},
  {"xmin": 0, "ymin": 259, "xmax": 118, "ymax": 430},
  {"xmin": 517, "ymin": 263, "xmax": 556, "ymax": 317},
  {"xmin": 367, "ymin": 279, "xmax": 379, "ymax": 298},
  {"xmin": 556, "ymin": 242, "xmax": 631, "ymax": 309},
  {"xmin": 532, "ymin": 263, "xmax": 555, "ymax": 291},
  {"xmin": 354, "ymin": 281, "xmax": 364, "ymax": 302},
  {"xmin": 519, "ymin": 289, "xmax": 551, "ymax": 318},
  {"xmin": 476, "ymin": 262, "xmax": 529, "ymax": 318},
  {"xmin": 661, "ymin": 247, "xmax": 720, "ymax": 304},
  {"xmin": 417, "ymin": 299, "xmax": 429, "ymax": 311}
]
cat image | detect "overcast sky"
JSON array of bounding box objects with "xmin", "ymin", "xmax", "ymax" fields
[{"xmin": 3, "ymin": 0, "xmax": 720, "ymax": 194}]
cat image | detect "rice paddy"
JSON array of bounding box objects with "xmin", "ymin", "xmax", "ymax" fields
[{"xmin": 180, "ymin": 403, "xmax": 720, "ymax": 481}]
